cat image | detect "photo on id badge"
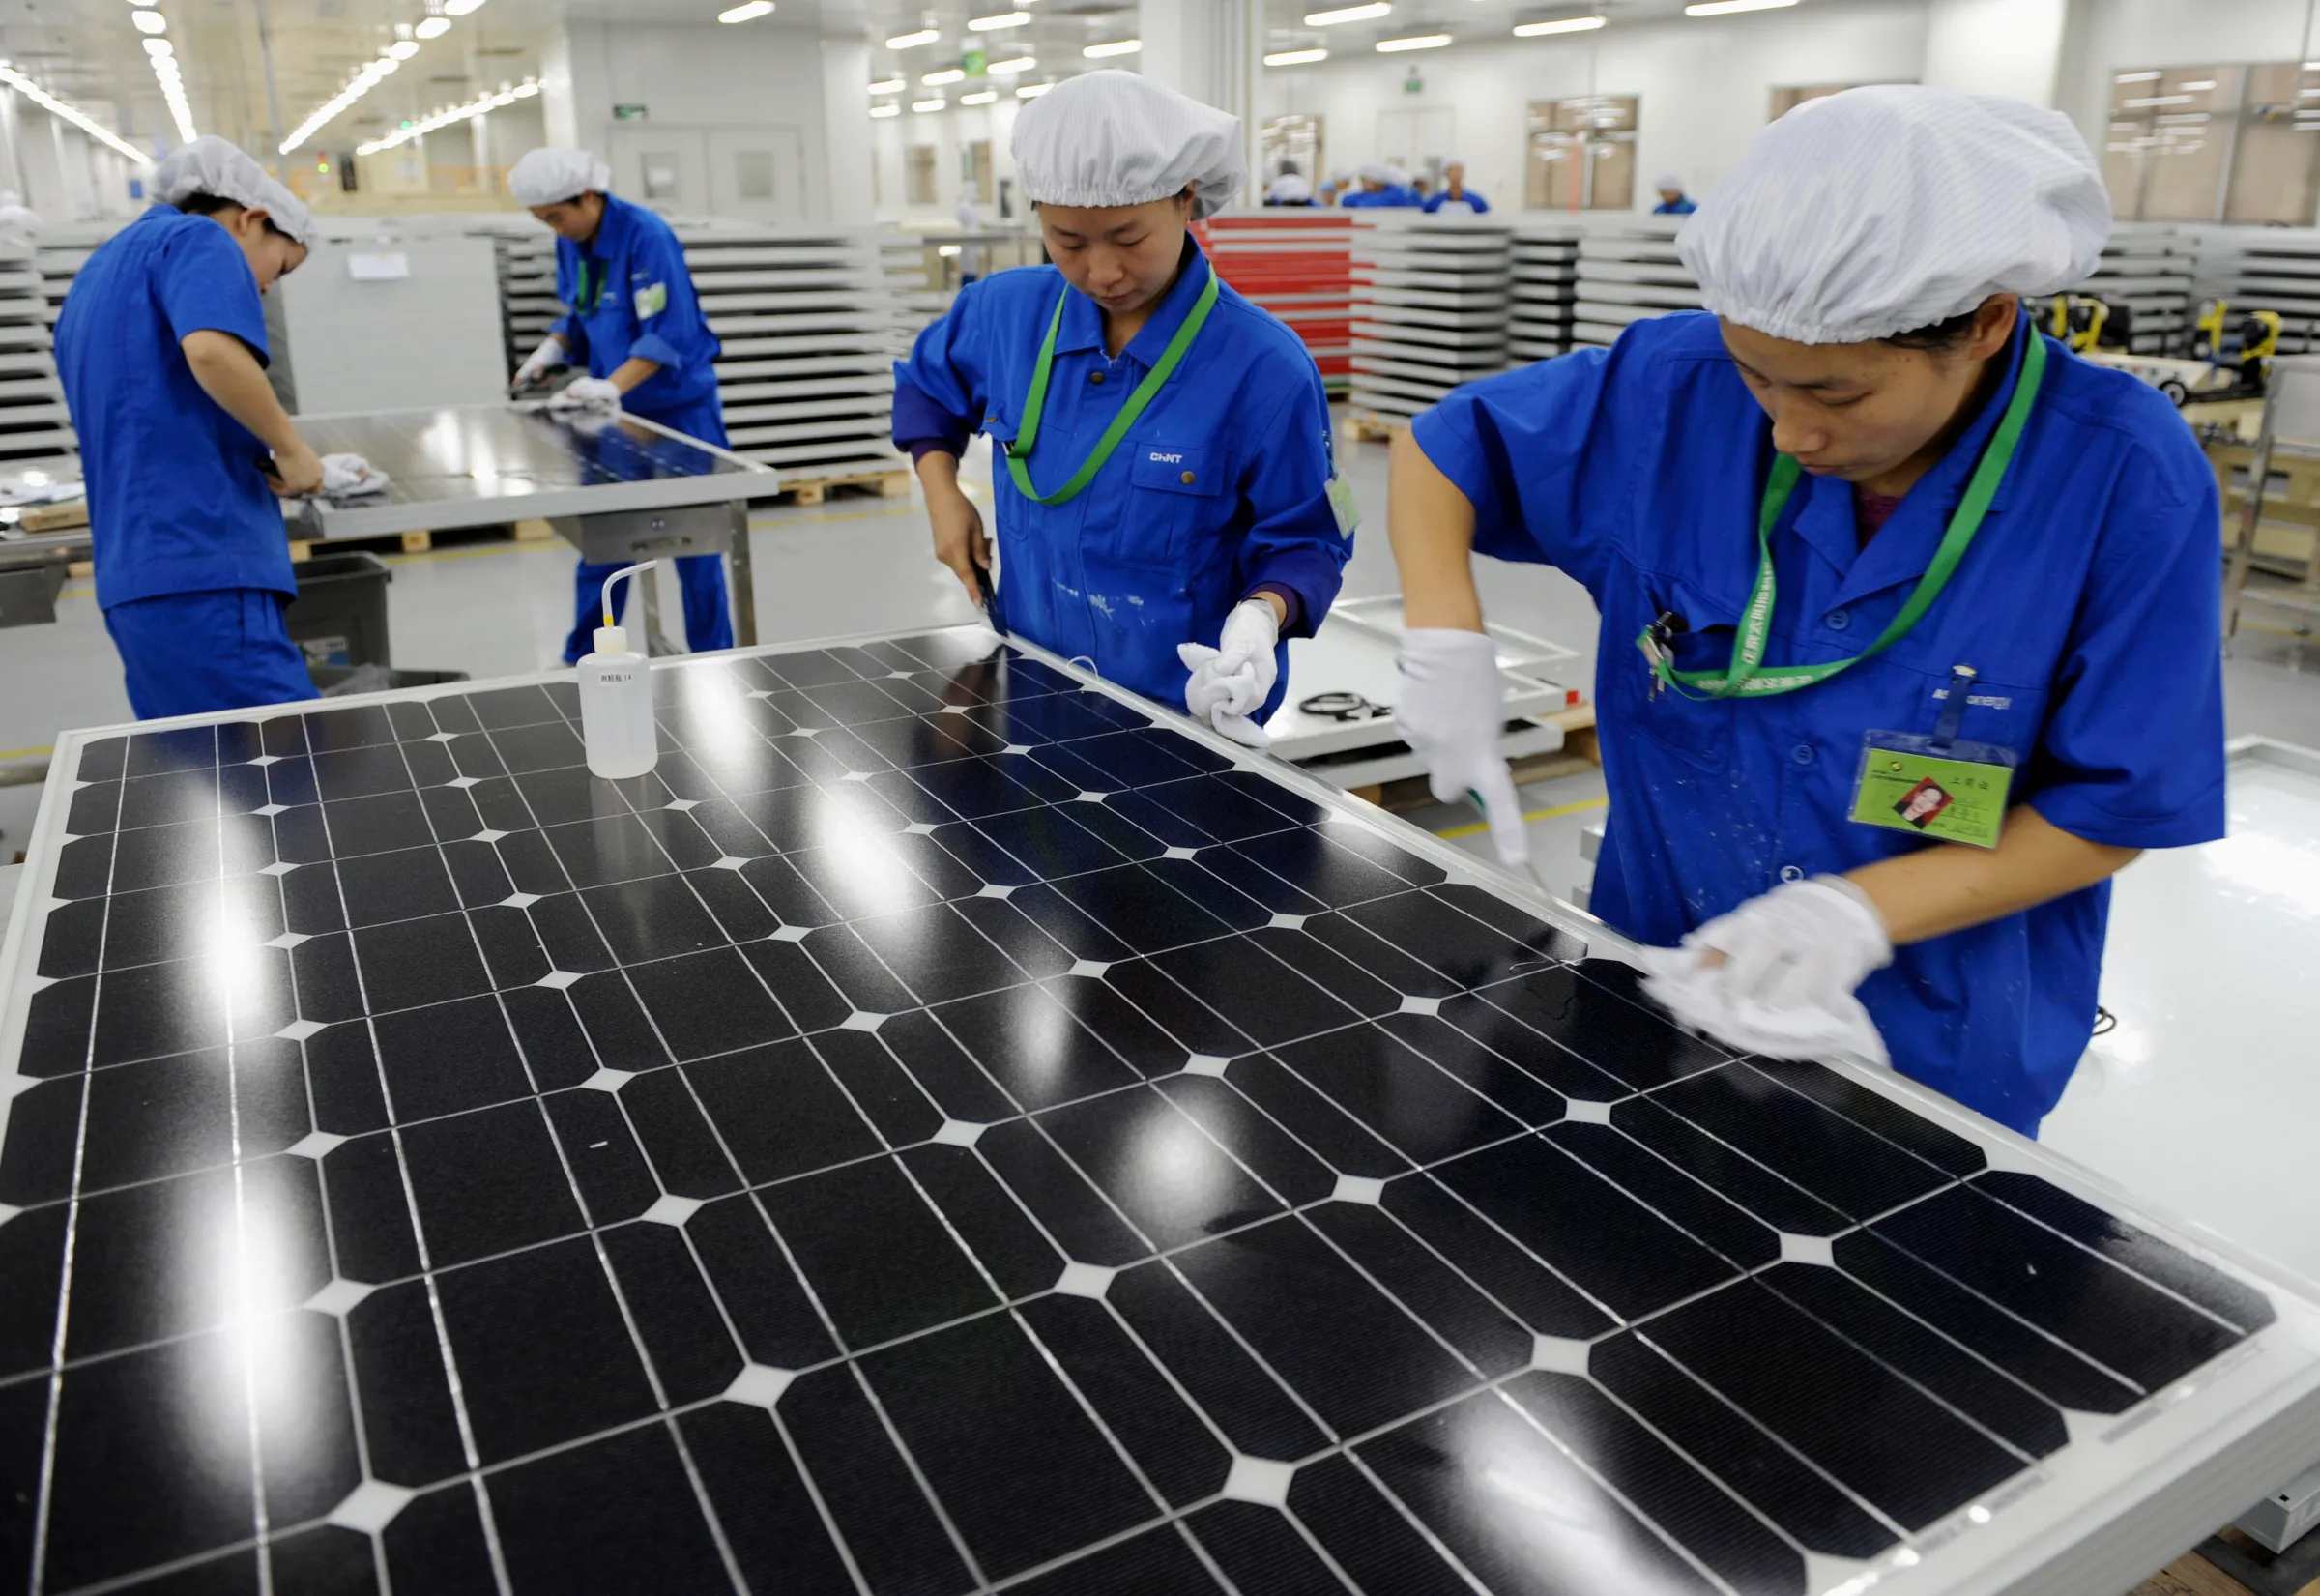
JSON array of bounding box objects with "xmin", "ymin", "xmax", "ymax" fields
[{"xmin": 1895, "ymin": 776, "xmax": 1954, "ymax": 829}]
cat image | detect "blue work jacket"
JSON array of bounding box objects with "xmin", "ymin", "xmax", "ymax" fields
[
  {"xmin": 1652, "ymin": 197, "xmax": 1698, "ymax": 216},
  {"xmin": 552, "ymin": 194, "xmax": 721, "ymax": 417},
  {"xmin": 1422, "ymin": 189, "xmax": 1491, "ymax": 215},
  {"xmin": 1414, "ymin": 311, "xmax": 2226, "ymax": 1135},
  {"xmin": 892, "ymin": 245, "xmax": 1349, "ymax": 718},
  {"xmin": 54, "ymin": 205, "xmax": 293, "ymax": 611},
  {"xmin": 1344, "ymin": 186, "xmax": 1418, "ymax": 209}
]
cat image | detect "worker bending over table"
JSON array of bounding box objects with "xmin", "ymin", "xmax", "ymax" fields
[
  {"xmin": 1387, "ymin": 87, "xmax": 2224, "ymax": 1139},
  {"xmin": 893, "ymin": 72, "xmax": 1354, "ymax": 746},
  {"xmin": 508, "ymin": 148, "xmax": 736, "ymax": 662},
  {"xmin": 55, "ymin": 136, "xmax": 329, "ymax": 719}
]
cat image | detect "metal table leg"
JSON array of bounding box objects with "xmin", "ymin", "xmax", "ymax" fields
[{"xmin": 728, "ymin": 515, "xmax": 758, "ymax": 649}]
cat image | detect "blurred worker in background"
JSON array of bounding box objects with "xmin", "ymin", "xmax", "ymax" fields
[
  {"xmin": 0, "ymin": 189, "xmax": 39, "ymax": 238},
  {"xmin": 893, "ymin": 72, "xmax": 1354, "ymax": 746},
  {"xmin": 1652, "ymin": 174, "xmax": 1697, "ymax": 215},
  {"xmin": 1266, "ymin": 160, "xmax": 1314, "ymax": 205},
  {"xmin": 508, "ymin": 147, "xmax": 736, "ymax": 662},
  {"xmin": 1324, "ymin": 167, "xmax": 1353, "ymax": 206},
  {"xmin": 1343, "ymin": 162, "xmax": 1417, "ymax": 209},
  {"xmin": 954, "ymin": 185, "xmax": 987, "ymax": 285},
  {"xmin": 1387, "ymin": 87, "xmax": 2222, "ymax": 1139},
  {"xmin": 55, "ymin": 135, "xmax": 330, "ymax": 718},
  {"xmin": 1424, "ymin": 159, "xmax": 1489, "ymax": 215}
]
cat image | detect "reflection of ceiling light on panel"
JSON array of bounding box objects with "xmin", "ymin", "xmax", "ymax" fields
[
  {"xmin": 1083, "ymin": 38, "xmax": 1141, "ymax": 56},
  {"xmin": 2114, "ymin": 70, "xmax": 2160, "ymax": 83},
  {"xmin": 1682, "ymin": 0, "xmax": 1794, "ymax": 14},
  {"xmin": 1305, "ymin": 4, "xmax": 1388, "ymax": 24},
  {"xmin": 968, "ymin": 12, "xmax": 1030, "ymax": 30},
  {"xmin": 1376, "ymin": 32, "xmax": 1450, "ymax": 49},
  {"xmin": 887, "ymin": 28, "xmax": 940, "ymax": 46},
  {"xmin": 719, "ymin": 0, "xmax": 776, "ymax": 20},
  {"xmin": 1512, "ymin": 15, "xmax": 1604, "ymax": 35},
  {"xmin": 1264, "ymin": 47, "xmax": 1328, "ymax": 64}
]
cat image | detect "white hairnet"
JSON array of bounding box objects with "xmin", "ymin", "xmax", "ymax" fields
[
  {"xmin": 153, "ymin": 135, "xmax": 315, "ymax": 247},
  {"xmin": 1653, "ymin": 173, "xmax": 1685, "ymax": 191},
  {"xmin": 1677, "ymin": 85, "xmax": 2109, "ymax": 345},
  {"xmin": 1011, "ymin": 72, "xmax": 1245, "ymax": 219},
  {"xmin": 1328, "ymin": 168, "xmax": 1352, "ymax": 186},
  {"xmin": 1357, "ymin": 161, "xmax": 1393, "ymax": 185},
  {"xmin": 509, "ymin": 148, "xmax": 613, "ymax": 208},
  {"xmin": 1441, "ymin": 155, "xmax": 1465, "ymax": 169}
]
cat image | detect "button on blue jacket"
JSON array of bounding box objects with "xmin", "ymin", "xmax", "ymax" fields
[
  {"xmin": 1414, "ymin": 311, "xmax": 2225, "ymax": 1135},
  {"xmin": 893, "ymin": 245, "xmax": 1350, "ymax": 719}
]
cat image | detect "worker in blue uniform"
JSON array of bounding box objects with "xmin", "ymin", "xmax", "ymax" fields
[
  {"xmin": 1652, "ymin": 174, "xmax": 1698, "ymax": 215},
  {"xmin": 54, "ymin": 136, "xmax": 330, "ymax": 719},
  {"xmin": 1422, "ymin": 159, "xmax": 1490, "ymax": 215},
  {"xmin": 893, "ymin": 72, "xmax": 1354, "ymax": 746},
  {"xmin": 1342, "ymin": 162, "xmax": 1419, "ymax": 209},
  {"xmin": 1386, "ymin": 87, "xmax": 2223, "ymax": 1139},
  {"xmin": 506, "ymin": 148, "xmax": 736, "ymax": 662}
]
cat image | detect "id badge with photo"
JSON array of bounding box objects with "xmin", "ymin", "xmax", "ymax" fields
[{"xmin": 1850, "ymin": 730, "xmax": 2016, "ymax": 849}]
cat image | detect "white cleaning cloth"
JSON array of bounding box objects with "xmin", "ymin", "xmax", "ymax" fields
[{"xmin": 320, "ymin": 453, "xmax": 390, "ymax": 497}]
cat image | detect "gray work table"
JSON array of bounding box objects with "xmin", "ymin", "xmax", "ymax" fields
[{"xmin": 283, "ymin": 403, "xmax": 780, "ymax": 652}]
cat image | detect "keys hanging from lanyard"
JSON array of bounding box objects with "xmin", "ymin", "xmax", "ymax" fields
[
  {"xmin": 1003, "ymin": 270, "xmax": 1222, "ymax": 508},
  {"xmin": 1638, "ymin": 330, "xmax": 2048, "ymax": 702}
]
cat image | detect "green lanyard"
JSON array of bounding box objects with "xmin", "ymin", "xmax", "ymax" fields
[
  {"xmin": 576, "ymin": 257, "xmax": 605, "ymax": 315},
  {"xmin": 1641, "ymin": 331, "xmax": 2047, "ymax": 700},
  {"xmin": 1003, "ymin": 270, "xmax": 1221, "ymax": 507}
]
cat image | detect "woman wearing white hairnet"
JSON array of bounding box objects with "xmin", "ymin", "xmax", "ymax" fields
[
  {"xmin": 1387, "ymin": 87, "xmax": 2224, "ymax": 1139},
  {"xmin": 54, "ymin": 135, "xmax": 331, "ymax": 717},
  {"xmin": 893, "ymin": 72, "xmax": 1354, "ymax": 743},
  {"xmin": 506, "ymin": 147, "xmax": 734, "ymax": 661}
]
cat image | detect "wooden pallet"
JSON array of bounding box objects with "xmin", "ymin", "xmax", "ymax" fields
[
  {"xmin": 767, "ymin": 468, "xmax": 914, "ymax": 508},
  {"xmin": 1344, "ymin": 408, "xmax": 1408, "ymax": 445},
  {"xmin": 287, "ymin": 517, "xmax": 560, "ymax": 564}
]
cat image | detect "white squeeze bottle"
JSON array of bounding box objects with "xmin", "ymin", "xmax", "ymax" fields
[{"xmin": 579, "ymin": 561, "xmax": 659, "ymax": 779}]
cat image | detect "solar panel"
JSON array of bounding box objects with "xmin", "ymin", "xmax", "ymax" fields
[{"xmin": 2, "ymin": 626, "xmax": 2316, "ymax": 1596}]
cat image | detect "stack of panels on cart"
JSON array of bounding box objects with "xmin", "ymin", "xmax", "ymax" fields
[
  {"xmin": 1, "ymin": 626, "xmax": 2313, "ymax": 1596},
  {"xmin": 494, "ymin": 232, "xmax": 563, "ymax": 381},
  {"xmin": 0, "ymin": 236, "xmax": 76, "ymax": 473},
  {"xmin": 1511, "ymin": 219, "xmax": 1584, "ymax": 363},
  {"xmin": 881, "ymin": 234, "xmax": 943, "ymax": 348},
  {"xmin": 681, "ymin": 226, "xmax": 907, "ymax": 480},
  {"xmin": 2193, "ymin": 225, "xmax": 2320, "ymax": 354},
  {"xmin": 2071, "ymin": 223, "xmax": 2194, "ymax": 353},
  {"xmin": 1348, "ymin": 217, "xmax": 1512, "ymax": 418},
  {"xmin": 1573, "ymin": 219, "xmax": 1698, "ymax": 350},
  {"xmin": 1200, "ymin": 209, "xmax": 1357, "ymax": 392}
]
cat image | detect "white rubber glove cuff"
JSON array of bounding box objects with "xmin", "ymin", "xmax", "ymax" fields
[
  {"xmin": 514, "ymin": 334, "xmax": 566, "ymax": 386},
  {"xmin": 551, "ymin": 376, "xmax": 624, "ymax": 412}
]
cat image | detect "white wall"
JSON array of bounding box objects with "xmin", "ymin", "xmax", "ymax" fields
[
  {"xmin": 1256, "ymin": 0, "xmax": 1927, "ymax": 212},
  {"xmin": 871, "ymin": 94, "xmax": 1028, "ymax": 228},
  {"xmin": 545, "ymin": 19, "xmax": 844, "ymax": 221},
  {"xmin": 1924, "ymin": 0, "xmax": 2068, "ymax": 102},
  {"xmin": 2056, "ymin": 0, "xmax": 2319, "ymax": 150}
]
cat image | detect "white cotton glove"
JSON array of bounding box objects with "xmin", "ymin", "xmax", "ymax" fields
[
  {"xmin": 1393, "ymin": 627, "xmax": 1528, "ymax": 869},
  {"xmin": 319, "ymin": 453, "xmax": 390, "ymax": 497},
  {"xmin": 512, "ymin": 334, "xmax": 567, "ymax": 392},
  {"xmin": 549, "ymin": 375, "xmax": 624, "ymax": 412},
  {"xmin": 1177, "ymin": 598, "xmax": 1281, "ymax": 749},
  {"xmin": 1641, "ymin": 878, "xmax": 1895, "ymax": 1064}
]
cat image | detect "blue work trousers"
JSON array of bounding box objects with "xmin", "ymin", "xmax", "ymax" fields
[{"xmin": 104, "ymin": 588, "xmax": 320, "ymax": 720}]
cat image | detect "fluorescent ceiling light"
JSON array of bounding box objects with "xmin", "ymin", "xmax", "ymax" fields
[
  {"xmin": 1683, "ymin": 0, "xmax": 1796, "ymax": 14},
  {"xmin": 870, "ymin": 102, "xmax": 901, "ymax": 116},
  {"xmin": 416, "ymin": 16, "xmax": 451, "ymax": 38},
  {"xmin": 1377, "ymin": 31, "xmax": 1450, "ymax": 49},
  {"xmin": 985, "ymin": 55, "xmax": 1036, "ymax": 73},
  {"xmin": 913, "ymin": 97, "xmax": 946, "ymax": 111},
  {"xmin": 2177, "ymin": 79, "xmax": 2216, "ymax": 91},
  {"xmin": 1513, "ymin": 14, "xmax": 1604, "ymax": 34},
  {"xmin": 922, "ymin": 67, "xmax": 965, "ymax": 83},
  {"xmin": 968, "ymin": 11, "xmax": 1030, "ymax": 29},
  {"xmin": 960, "ymin": 89, "xmax": 997, "ymax": 102},
  {"xmin": 1084, "ymin": 38, "xmax": 1142, "ymax": 55},
  {"xmin": 0, "ymin": 65, "xmax": 152, "ymax": 164},
  {"xmin": 886, "ymin": 27, "xmax": 940, "ymax": 46},
  {"xmin": 868, "ymin": 76, "xmax": 906, "ymax": 92},
  {"xmin": 2114, "ymin": 70, "xmax": 2160, "ymax": 83},
  {"xmin": 357, "ymin": 77, "xmax": 536, "ymax": 153},
  {"xmin": 1305, "ymin": 2, "xmax": 1388, "ymax": 21},
  {"xmin": 142, "ymin": 36, "xmax": 172, "ymax": 56},
  {"xmin": 130, "ymin": 8, "xmax": 166, "ymax": 33},
  {"xmin": 1264, "ymin": 47, "xmax": 1329, "ymax": 64},
  {"xmin": 444, "ymin": 0, "xmax": 487, "ymax": 15},
  {"xmin": 387, "ymin": 39, "xmax": 420, "ymax": 58},
  {"xmin": 719, "ymin": 0, "xmax": 775, "ymax": 18},
  {"xmin": 1017, "ymin": 80, "xmax": 1052, "ymax": 97},
  {"xmin": 514, "ymin": 80, "xmax": 537, "ymax": 96}
]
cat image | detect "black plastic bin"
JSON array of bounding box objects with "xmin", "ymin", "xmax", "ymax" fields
[{"xmin": 285, "ymin": 552, "xmax": 392, "ymax": 672}]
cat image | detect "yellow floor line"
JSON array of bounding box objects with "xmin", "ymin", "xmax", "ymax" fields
[
  {"xmin": 0, "ymin": 744, "xmax": 54, "ymax": 761},
  {"xmin": 1435, "ymin": 794, "xmax": 1607, "ymax": 840}
]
